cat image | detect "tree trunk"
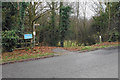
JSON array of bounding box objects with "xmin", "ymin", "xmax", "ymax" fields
[{"xmin": 59, "ymin": 2, "xmax": 63, "ymax": 47}]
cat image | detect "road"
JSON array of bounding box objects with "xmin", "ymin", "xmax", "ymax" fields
[{"xmin": 2, "ymin": 47, "xmax": 118, "ymax": 78}]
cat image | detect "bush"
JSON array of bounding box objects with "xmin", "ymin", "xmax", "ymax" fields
[
  {"xmin": 2, "ymin": 30, "xmax": 19, "ymax": 52},
  {"xmin": 86, "ymin": 37, "xmax": 96, "ymax": 45}
]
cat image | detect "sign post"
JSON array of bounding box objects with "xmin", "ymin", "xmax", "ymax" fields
[
  {"xmin": 33, "ymin": 24, "xmax": 40, "ymax": 47},
  {"xmin": 24, "ymin": 34, "xmax": 32, "ymax": 39},
  {"xmin": 24, "ymin": 34, "xmax": 32, "ymax": 48}
]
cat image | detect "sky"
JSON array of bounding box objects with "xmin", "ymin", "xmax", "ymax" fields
[
  {"xmin": 65, "ymin": 1, "xmax": 100, "ymax": 19},
  {"xmin": 72, "ymin": 0, "xmax": 106, "ymax": 19},
  {"xmin": 79, "ymin": 2, "xmax": 97, "ymax": 19}
]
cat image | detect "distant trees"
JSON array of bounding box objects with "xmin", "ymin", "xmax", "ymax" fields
[
  {"xmin": 91, "ymin": 2, "xmax": 120, "ymax": 42},
  {"xmin": 31, "ymin": 2, "xmax": 72, "ymax": 47},
  {"xmin": 107, "ymin": 2, "xmax": 120, "ymax": 41},
  {"xmin": 91, "ymin": 11, "xmax": 108, "ymax": 41}
]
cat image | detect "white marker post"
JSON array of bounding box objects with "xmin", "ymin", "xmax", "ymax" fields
[{"xmin": 99, "ymin": 35, "xmax": 102, "ymax": 43}]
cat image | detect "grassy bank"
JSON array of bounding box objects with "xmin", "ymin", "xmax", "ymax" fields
[
  {"xmin": 1, "ymin": 46, "xmax": 56, "ymax": 64},
  {"xmin": 63, "ymin": 42, "xmax": 119, "ymax": 51}
]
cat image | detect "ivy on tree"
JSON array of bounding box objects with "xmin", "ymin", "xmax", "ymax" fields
[{"xmin": 59, "ymin": 6, "xmax": 72, "ymax": 47}]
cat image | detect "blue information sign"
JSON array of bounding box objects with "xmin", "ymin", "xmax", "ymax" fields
[{"xmin": 24, "ymin": 34, "xmax": 32, "ymax": 39}]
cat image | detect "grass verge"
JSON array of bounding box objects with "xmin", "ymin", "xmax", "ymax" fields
[
  {"xmin": 1, "ymin": 53, "xmax": 54, "ymax": 64},
  {"xmin": 63, "ymin": 42, "xmax": 119, "ymax": 51},
  {"xmin": 0, "ymin": 46, "xmax": 56, "ymax": 64}
]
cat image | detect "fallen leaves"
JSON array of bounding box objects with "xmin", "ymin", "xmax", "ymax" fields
[
  {"xmin": 1, "ymin": 46, "xmax": 57, "ymax": 63},
  {"xmin": 1, "ymin": 42, "xmax": 119, "ymax": 63}
]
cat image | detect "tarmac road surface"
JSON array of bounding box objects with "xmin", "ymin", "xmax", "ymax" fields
[{"xmin": 2, "ymin": 47, "xmax": 118, "ymax": 78}]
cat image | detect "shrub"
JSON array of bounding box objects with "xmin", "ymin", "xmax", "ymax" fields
[
  {"xmin": 86, "ymin": 37, "xmax": 96, "ymax": 45},
  {"xmin": 2, "ymin": 30, "xmax": 19, "ymax": 52}
]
